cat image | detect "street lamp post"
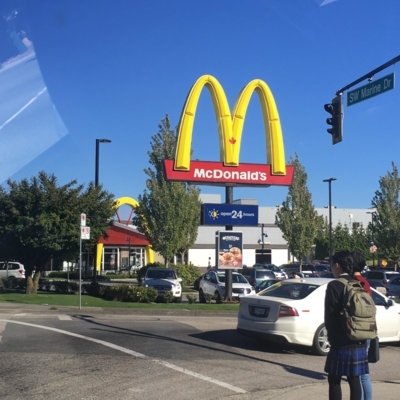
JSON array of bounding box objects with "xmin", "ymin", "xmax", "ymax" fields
[
  {"xmin": 367, "ymin": 211, "xmax": 377, "ymax": 267},
  {"xmin": 260, "ymin": 223, "xmax": 268, "ymax": 263},
  {"xmin": 93, "ymin": 138, "xmax": 112, "ymax": 284},
  {"xmin": 323, "ymin": 178, "xmax": 337, "ymax": 269}
]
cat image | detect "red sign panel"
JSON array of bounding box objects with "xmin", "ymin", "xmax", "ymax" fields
[{"xmin": 164, "ymin": 159, "xmax": 294, "ymax": 187}]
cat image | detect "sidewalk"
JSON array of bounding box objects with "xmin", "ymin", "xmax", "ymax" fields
[{"xmin": 232, "ymin": 380, "xmax": 400, "ymax": 400}]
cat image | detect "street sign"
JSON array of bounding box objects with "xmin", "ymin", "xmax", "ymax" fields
[
  {"xmin": 202, "ymin": 204, "xmax": 258, "ymax": 226},
  {"xmin": 80, "ymin": 213, "xmax": 86, "ymax": 227},
  {"xmin": 347, "ymin": 73, "xmax": 395, "ymax": 107},
  {"xmin": 216, "ymin": 231, "xmax": 243, "ymax": 269},
  {"xmin": 81, "ymin": 226, "xmax": 90, "ymax": 240}
]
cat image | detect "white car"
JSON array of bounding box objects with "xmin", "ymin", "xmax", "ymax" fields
[
  {"xmin": 199, "ymin": 270, "xmax": 255, "ymax": 303},
  {"xmin": 0, "ymin": 262, "xmax": 25, "ymax": 279},
  {"xmin": 237, "ymin": 278, "xmax": 400, "ymax": 356},
  {"xmin": 143, "ymin": 268, "xmax": 182, "ymax": 303}
]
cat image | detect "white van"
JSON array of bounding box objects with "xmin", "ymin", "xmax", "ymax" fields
[{"xmin": 0, "ymin": 262, "xmax": 26, "ymax": 279}]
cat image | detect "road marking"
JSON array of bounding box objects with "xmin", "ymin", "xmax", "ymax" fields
[
  {"xmin": 0, "ymin": 319, "xmax": 246, "ymax": 394},
  {"xmin": 58, "ymin": 315, "xmax": 72, "ymax": 321},
  {"xmin": 0, "ymin": 87, "xmax": 47, "ymax": 131}
]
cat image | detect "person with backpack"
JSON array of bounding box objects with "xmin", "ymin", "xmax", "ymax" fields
[
  {"xmin": 324, "ymin": 250, "xmax": 369, "ymax": 400},
  {"xmin": 351, "ymin": 250, "xmax": 374, "ymax": 400}
]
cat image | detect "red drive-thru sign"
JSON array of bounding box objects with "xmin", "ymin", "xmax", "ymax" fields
[{"xmin": 163, "ymin": 75, "xmax": 294, "ymax": 187}]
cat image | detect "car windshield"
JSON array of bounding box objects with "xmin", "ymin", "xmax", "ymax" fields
[
  {"xmin": 218, "ymin": 273, "xmax": 248, "ymax": 284},
  {"xmin": 259, "ymin": 282, "xmax": 319, "ymax": 299},
  {"xmin": 255, "ymin": 270, "xmax": 275, "ymax": 279},
  {"xmin": 147, "ymin": 270, "xmax": 176, "ymax": 279}
]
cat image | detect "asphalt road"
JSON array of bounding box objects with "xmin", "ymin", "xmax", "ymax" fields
[{"xmin": 0, "ymin": 311, "xmax": 399, "ymax": 400}]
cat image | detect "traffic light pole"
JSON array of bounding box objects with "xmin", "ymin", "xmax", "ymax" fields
[{"xmin": 336, "ymin": 55, "xmax": 400, "ymax": 95}]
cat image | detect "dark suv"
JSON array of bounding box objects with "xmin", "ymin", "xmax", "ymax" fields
[{"xmin": 240, "ymin": 268, "xmax": 277, "ymax": 287}]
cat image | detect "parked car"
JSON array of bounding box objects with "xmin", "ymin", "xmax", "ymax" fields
[
  {"xmin": 143, "ymin": 267, "xmax": 182, "ymax": 303},
  {"xmin": 0, "ymin": 261, "xmax": 25, "ymax": 279},
  {"xmin": 255, "ymin": 279, "xmax": 282, "ymax": 293},
  {"xmin": 280, "ymin": 263, "xmax": 318, "ymax": 277},
  {"xmin": 240, "ymin": 268, "xmax": 277, "ymax": 287},
  {"xmin": 199, "ymin": 270, "xmax": 255, "ymax": 303},
  {"xmin": 385, "ymin": 275, "xmax": 400, "ymax": 297},
  {"xmin": 252, "ymin": 263, "xmax": 287, "ymax": 279},
  {"xmin": 237, "ymin": 278, "xmax": 400, "ymax": 356},
  {"xmin": 314, "ymin": 264, "xmax": 331, "ymax": 277},
  {"xmin": 366, "ymin": 270, "xmax": 400, "ymax": 289}
]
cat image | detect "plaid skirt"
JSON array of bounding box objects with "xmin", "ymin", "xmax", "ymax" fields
[{"xmin": 324, "ymin": 346, "xmax": 369, "ymax": 376}]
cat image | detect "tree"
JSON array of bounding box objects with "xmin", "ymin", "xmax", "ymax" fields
[
  {"xmin": 133, "ymin": 115, "xmax": 201, "ymax": 265},
  {"xmin": 275, "ymin": 154, "xmax": 323, "ymax": 268},
  {"xmin": 0, "ymin": 171, "xmax": 115, "ymax": 293},
  {"xmin": 371, "ymin": 162, "xmax": 400, "ymax": 269}
]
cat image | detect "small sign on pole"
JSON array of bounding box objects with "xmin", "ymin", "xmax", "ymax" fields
[
  {"xmin": 81, "ymin": 226, "xmax": 90, "ymax": 240},
  {"xmin": 81, "ymin": 213, "xmax": 86, "ymax": 227}
]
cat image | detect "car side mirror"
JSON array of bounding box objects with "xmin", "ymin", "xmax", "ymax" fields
[
  {"xmin": 178, "ymin": 277, "xmax": 182, "ymax": 282},
  {"xmin": 387, "ymin": 299, "xmax": 394, "ymax": 307},
  {"xmin": 204, "ymin": 274, "xmax": 210, "ymax": 281}
]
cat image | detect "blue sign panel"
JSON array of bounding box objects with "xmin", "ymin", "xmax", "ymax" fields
[{"xmin": 202, "ymin": 203, "xmax": 258, "ymax": 226}]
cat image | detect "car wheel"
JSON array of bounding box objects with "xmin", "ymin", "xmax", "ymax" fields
[
  {"xmin": 312, "ymin": 323, "xmax": 330, "ymax": 356},
  {"xmin": 175, "ymin": 295, "xmax": 182, "ymax": 303},
  {"xmin": 215, "ymin": 291, "xmax": 222, "ymax": 304},
  {"xmin": 198, "ymin": 289, "xmax": 206, "ymax": 303}
]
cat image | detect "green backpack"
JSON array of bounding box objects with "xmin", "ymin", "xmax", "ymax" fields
[{"xmin": 337, "ymin": 277, "xmax": 377, "ymax": 341}]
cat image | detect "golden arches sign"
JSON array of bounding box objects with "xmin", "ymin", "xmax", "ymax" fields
[
  {"xmin": 164, "ymin": 75, "xmax": 293, "ymax": 186},
  {"xmin": 95, "ymin": 196, "xmax": 154, "ymax": 271}
]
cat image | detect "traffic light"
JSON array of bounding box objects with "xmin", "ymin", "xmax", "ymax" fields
[{"xmin": 324, "ymin": 95, "xmax": 343, "ymax": 145}]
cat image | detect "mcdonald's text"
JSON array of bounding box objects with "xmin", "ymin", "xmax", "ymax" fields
[{"xmin": 164, "ymin": 159, "xmax": 294, "ymax": 186}]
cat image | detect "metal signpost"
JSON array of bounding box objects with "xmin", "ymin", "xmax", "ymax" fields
[
  {"xmin": 347, "ymin": 72, "xmax": 395, "ymax": 106},
  {"xmin": 80, "ymin": 214, "xmax": 90, "ymax": 310}
]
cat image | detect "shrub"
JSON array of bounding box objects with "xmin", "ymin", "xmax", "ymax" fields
[
  {"xmin": 173, "ymin": 263, "xmax": 202, "ymax": 286},
  {"xmin": 186, "ymin": 294, "xmax": 197, "ymax": 304},
  {"xmin": 1, "ymin": 277, "xmax": 26, "ymax": 290},
  {"xmin": 159, "ymin": 290, "xmax": 175, "ymax": 303},
  {"xmin": 48, "ymin": 271, "xmax": 80, "ymax": 280}
]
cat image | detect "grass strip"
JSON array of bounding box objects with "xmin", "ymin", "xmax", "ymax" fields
[{"xmin": 0, "ymin": 292, "xmax": 239, "ymax": 310}]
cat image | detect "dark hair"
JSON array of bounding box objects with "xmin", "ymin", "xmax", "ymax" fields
[
  {"xmin": 332, "ymin": 250, "xmax": 354, "ymax": 275},
  {"xmin": 350, "ymin": 250, "xmax": 365, "ymax": 273}
]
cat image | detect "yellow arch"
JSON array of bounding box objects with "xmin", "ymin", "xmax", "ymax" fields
[
  {"xmin": 112, "ymin": 196, "xmax": 139, "ymax": 210},
  {"xmin": 175, "ymin": 75, "xmax": 286, "ymax": 175},
  {"xmin": 95, "ymin": 196, "xmax": 154, "ymax": 271}
]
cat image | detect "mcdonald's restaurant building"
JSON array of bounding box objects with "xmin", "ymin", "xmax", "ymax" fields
[{"xmin": 186, "ymin": 194, "xmax": 374, "ymax": 269}]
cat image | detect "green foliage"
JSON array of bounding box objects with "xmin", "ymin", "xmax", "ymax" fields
[
  {"xmin": 49, "ymin": 271, "xmax": 79, "ymax": 280},
  {"xmin": 160, "ymin": 290, "xmax": 175, "ymax": 303},
  {"xmin": 186, "ymin": 294, "xmax": 197, "ymax": 304},
  {"xmin": 1, "ymin": 277, "xmax": 26, "ymax": 290},
  {"xmin": 275, "ymin": 154, "xmax": 323, "ymax": 264},
  {"xmin": 132, "ymin": 116, "xmax": 201, "ymax": 264},
  {"xmin": 52, "ymin": 280, "xmax": 79, "ymax": 294},
  {"xmin": 85, "ymin": 284, "xmax": 159, "ymax": 303},
  {"xmin": 0, "ymin": 171, "xmax": 115, "ymax": 289},
  {"xmin": 371, "ymin": 162, "xmax": 400, "ymax": 266},
  {"xmin": 204, "ymin": 293, "xmax": 216, "ymax": 304},
  {"xmin": 173, "ymin": 263, "xmax": 202, "ymax": 286}
]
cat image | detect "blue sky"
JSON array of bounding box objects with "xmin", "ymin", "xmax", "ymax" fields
[{"xmin": 1, "ymin": 0, "xmax": 400, "ymax": 214}]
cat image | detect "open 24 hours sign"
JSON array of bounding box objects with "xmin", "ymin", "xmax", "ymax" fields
[
  {"xmin": 202, "ymin": 204, "xmax": 258, "ymax": 226},
  {"xmin": 217, "ymin": 231, "xmax": 243, "ymax": 270}
]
